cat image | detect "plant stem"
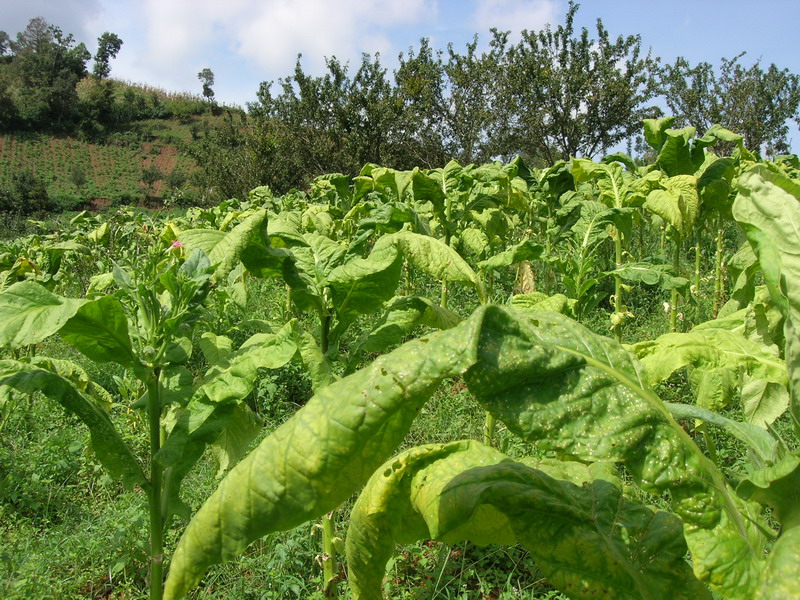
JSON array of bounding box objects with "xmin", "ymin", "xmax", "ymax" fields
[
  {"xmin": 146, "ymin": 370, "xmax": 164, "ymax": 600},
  {"xmin": 694, "ymin": 232, "xmax": 702, "ymax": 297},
  {"xmin": 321, "ymin": 511, "xmax": 338, "ymax": 599},
  {"xmin": 613, "ymin": 229, "xmax": 624, "ymax": 343},
  {"xmin": 483, "ymin": 412, "xmax": 496, "ymax": 447},
  {"xmin": 320, "ymin": 313, "xmax": 331, "ymax": 355},
  {"xmin": 713, "ymin": 221, "xmax": 724, "ymax": 317},
  {"xmin": 318, "ymin": 317, "xmax": 337, "ymax": 598},
  {"xmin": 670, "ymin": 237, "xmax": 681, "ymax": 332}
]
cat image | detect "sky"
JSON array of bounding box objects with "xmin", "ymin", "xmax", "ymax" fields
[{"xmin": 3, "ymin": 0, "xmax": 800, "ymax": 137}]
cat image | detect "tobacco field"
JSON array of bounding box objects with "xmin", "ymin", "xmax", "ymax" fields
[{"xmin": 1, "ymin": 117, "xmax": 799, "ymax": 600}]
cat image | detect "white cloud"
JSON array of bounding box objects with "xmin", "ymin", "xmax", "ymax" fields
[
  {"xmin": 122, "ymin": 0, "xmax": 434, "ymax": 94},
  {"xmin": 473, "ymin": 0, "xmax": 560, "ymax": 38}
]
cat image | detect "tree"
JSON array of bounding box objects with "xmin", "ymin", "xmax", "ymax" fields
[
  {"xmin": 491, "ymin": 1, "xmax": 660, "ymax": 164},
  {"xmin": 1, "ymin": 169, "xmax": 54, "ymax": 214},
  {"xmin": 393, "ymin": 38, "xmax": 448, "ymax": 168},
  {"xmin": 93, "ymin": 32, "xmax": 122, "ymax": 80},
  {"xmin": 0, "ymin": 31, "xmax": 10, "ymax": 57},
  {"xmin": 197, "ymin": 67, "xmax": 215, "ymax": 101},
  {"xmin": 660, "ymin": 53, "xmax": 800, "ymax": 155},
  {"xmin": 7, "ymin": 17, "xmax": 91, "ymax": 130},
  {"xmin": 442, "ymin": 36, "xmax": 500, "ymax": 164}
]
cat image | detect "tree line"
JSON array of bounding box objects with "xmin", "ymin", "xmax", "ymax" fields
[
  {"xmin": 188, "ymin": 2, "xmax": 800, "ymax": 199},
  {"xmin": 3, "ymin": 3, "xmax": 800, "ymax": 203}
]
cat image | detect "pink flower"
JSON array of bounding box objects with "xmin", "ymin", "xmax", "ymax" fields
[{"xmin": 171, "ymin": 240, "xmax": 183, "ymax": 248}]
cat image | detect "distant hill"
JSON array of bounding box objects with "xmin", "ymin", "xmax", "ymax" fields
[{"xmin": 0, "ymin": 77, "xmax": 244, "ymax": 210}]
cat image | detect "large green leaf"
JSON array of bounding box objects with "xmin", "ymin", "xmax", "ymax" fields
[
  {"xmin": 737, "ymin": 452, "xmax": 800, "ymax": 529},
  {"xmin": 208, "ymin": 403, "xmax": 262, "ymax": 477},
  {"xmin": 755, "ymin": 526, "xmax": 800, "ymax": 600},
  {"xmin": 0, "ymin": 359, "xmax": 145, "ymax": 490},
  {"xmin": 627, "ymin": 328, "xmax": 787, "ymax": 389},
  {"xmin": 347, "ymin": 441, "xmax": 710, "ymax": 600},
  {"xmin": 59, "ymin": 296, "xmax": 136, "ymax": 366},
  {"xmin": 643, "ymin": 117, "xmax": 675, "ymax": 152},
  {"xmin": 742, "ymin": 377, "xmax": 790, "ymax": 429},
  {"xmin": 164, "ymin": 307, "xmax": 765, "ymax": 599},
  {"xmin": 655, "ymin": 127, "xmax": 697, "ymax": 177},
  {"xmin": 609, "ymin": 262, "xmax": 688, "ymax": 291},
  {"xmin": 179, "ymin": 209, "xmax": 268, "ymax": 283},
  {"xmin": 462, "ymin": 309, "xmax": 764, "ymax": 598},
  {"xmin": 393, "ymin": 231, "xmax": 483, "ymax": 294},
  {"xmin": 645, "ymin": 174, "xmax": 699, "ymax": 237},
  {"xmin": 665, "ymin": 402, "xmax": 777, "ymax": 464},
  {"xmin": 324, "ymin": 235, "xmax": 403, "ymax": 325},
  {"xmin": 0, "ymin": 281, "xmax": 87, "ymax": 348},
  {"xmin": 355, "ymin": 295, "xmax": 461, "ymax": 355},
  {"xmin": 477, "ymin": 238, "xmax": 543, "ymax": 271},
  {"xmin": 163, "ymin": 314, "xmax": 485, "ymax": 599},
  {"xmin": 197, "ymin": 322, "xmax": 297, "ymax": 404},
  {"xmin": 734, "ymin": 166, "xmax": 800, "ymax": 434}
]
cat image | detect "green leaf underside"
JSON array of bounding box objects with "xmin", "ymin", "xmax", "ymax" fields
[
  {"xmin": 59, "ymin": 295, "xmax": 136, "ymax": 366},
  {"xmin": 735, "ymin": 166, "xmax": 800, "ymax": 434},
  {"xmin": 164, "ymin": 307, "xmax": 763, "ymax": 599},
  {"xmin": 0, "ymin": 359, "xmax": 145, "ymax": 490},
  {"xmin": 627, "ymin": 329, "xmax": 787, "ymax": 389},
  {"xmin": 179, "ymin": 209, "xmax": 267, "ymax": 282},
  {"xmin": 0, "ymin": 280, "xmax": 87, "ymax": 348},
  {"xmin": 347, "ymin": 440, "xmax": 709, "ymax": 600}
]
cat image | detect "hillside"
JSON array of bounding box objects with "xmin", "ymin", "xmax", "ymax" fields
[
  {"xmin": 0, "ymin": 73, "xmax": 245, "ymax": 210},
  {"xmin": 0, "ymin": 112, "xmax": 233, "ymax": 209}
]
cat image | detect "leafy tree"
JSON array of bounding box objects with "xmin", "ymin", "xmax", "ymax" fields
[
  {"xmin": 7, "ymin": 17, "xmax": 91, "ymax": 130},
  {"xmin": 491, "ymin": 1, "xmax": 660, "ymax": 164},
  {"xmin": 0, "ymin": 168, "xmax": 53, "ymax": 214},
  {"xmin": 393, "ymin": 38, "xmax": 448, "ymax": 168},
  {"xmin": 660, "ymin": 52, "xmax": 800, "ymax": 155},
  {"xmin": 197, "ymin": 67, "xmax": 215, "ymax": 101},
  {"xmin": 93, "ymin": 32, "xmax": 122, "ymax": 80},
  {"xmin": 247, "ymin": 53, "xmax": 400, "ymax": 190},
  {"xmin": 140, "ymin": 164, "xmax": 163, "ymax": 199},
  {"xmin": 442, "ymin": 37, "xmax": 498, "ymax": 164},
  {"xmin": 69, "ymin": 165, "xmax": 87, "ymax": 191},
  {"xmin": 0, "ymin": 31, "xmax": 10, "ymax": 57},
  {"xmin": 182, "ymin": 111, "xmax": 271, "ymax": 200}
]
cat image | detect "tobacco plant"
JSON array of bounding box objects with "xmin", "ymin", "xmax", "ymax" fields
[
  {"xmin": 0, "ymin": 209, "xmax": 305, "ymax": 599},
  {"xmin": 157, "ymin": 163, "xmax": 800, "ymax": 600}
]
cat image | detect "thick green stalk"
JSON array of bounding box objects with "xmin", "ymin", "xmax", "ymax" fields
[
  {"xmin": 713, "ymin": 220, "xmax": 724, "ymax": 317},
  {"xmin": 612, "ymin": 230, "xmax": 624, "ymax": 343},
  {"xmin": 146, "ymin": 370, "xmax": 164, "ymax": 600},
  {"xmin": 670, "ymin": 237, "xmax": 681, "ymax": 332},
  {"xmin": 441, "ymin": 186, "xmax": 453, "ymax": 309},
  {"xmin": 483, "ymin": 412, "xmax": 496, "ymax": 446},
  {"xmin": 318, "ymin": 318, "xmax": 338, "ymax": 599},
  {"xmin": 694, "ymin": 232, "xmax": 702, "ymax": 297},
  {"xmin": 320, "ymin": 313, "xmax": 331, "ymax": 357},
  {"xmin": 321, "ymin": 512, "xmax": 338, "ymax": 598}
]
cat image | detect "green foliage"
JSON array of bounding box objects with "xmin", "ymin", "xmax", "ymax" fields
[
  {"xmin": 661, "ymin": 53, "xmax": 800, "ymax": 155},
  {"xmin": 93, "ymin": 32, "xmax": 123, "ymax": 81},
  {"xmin": 0, "ymin": 168, "xmax": 54, "ymax": 214},
  {"xmin": 3, "ymin": 136, "xmax": 800, "ymax": 600},
  {"xmin": 491, "ymin": 1, "xmax": 660, "ymax": 163}
]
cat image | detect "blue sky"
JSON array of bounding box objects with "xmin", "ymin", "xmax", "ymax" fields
[{"xmin": 3, "ymin": 0, "xmax": 800, "ymax": 142}]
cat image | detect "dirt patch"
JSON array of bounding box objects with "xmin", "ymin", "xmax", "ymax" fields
[
  {"xmin": 154, "ymin": 145, "xmax": 178, "ymax": 173},
  {"xmin": 90, "ymin": 197, "xmax": 112, "ymax": 211}
]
